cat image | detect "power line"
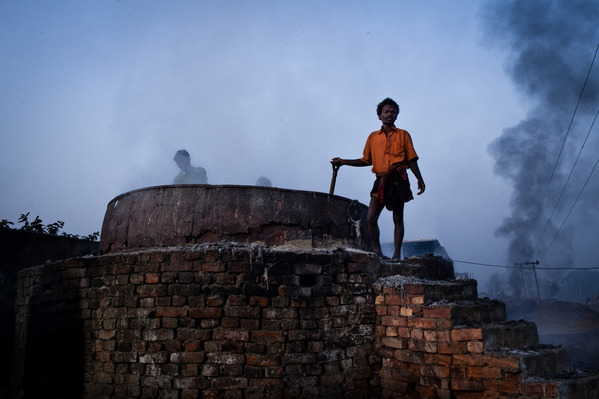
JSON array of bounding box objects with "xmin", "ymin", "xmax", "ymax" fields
[
  {"xmin": 538, "ymin": 147, "xmax": 599, "ymax": 262},
  {"xmin": 525, "ymin": 41, "xmax": 599, "ymax": 259},
  {"xmin": 453, "ymin": 259, "xmax": 599, "ymax": 270},
  {"xmin": 531, "ymin": 102, "xmax": 599, "ymax": 260},
  {"xmin": 453, "ymin": 259, "xmax": 518, "ymax": 269}
]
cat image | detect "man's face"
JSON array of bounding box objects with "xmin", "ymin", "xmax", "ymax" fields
[
  {"xmin": 378, "ymin": 104, "xmax": 398, "ymax": 125},
  {"xmin": 175, "ymin": 156, "xmax": 191, "ymax": 171}
]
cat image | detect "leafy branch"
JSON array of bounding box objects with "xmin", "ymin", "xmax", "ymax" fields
[{"xmin": 1, "ymin": 212, "xmax": 99, "ymax": 241}]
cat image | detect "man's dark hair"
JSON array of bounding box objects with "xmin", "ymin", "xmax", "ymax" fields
[
  {"xmin": 174, "ymin": 149, "xmax": 190, "ymax": 161},
  {"xmin": 376, "ymin": 98, "xmax": 400, "ymax": 116}
]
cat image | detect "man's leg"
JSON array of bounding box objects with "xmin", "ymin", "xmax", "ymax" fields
[
  {"xmin": 367, "ymin": 197, "xmax": 385, "ymax": 256},
  {"xmin": 392, "ymin": 203, "xmax": 405, "ymax": 259}
]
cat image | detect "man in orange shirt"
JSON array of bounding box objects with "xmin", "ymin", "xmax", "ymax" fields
[{"xmin": 331, "ymin": 98, "xmax": 425, "ymax": 261}]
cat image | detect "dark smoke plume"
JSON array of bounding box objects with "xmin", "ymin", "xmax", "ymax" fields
[{"xmin": 483, "ymin": 1, "xmax": 599, "ymax": 295}]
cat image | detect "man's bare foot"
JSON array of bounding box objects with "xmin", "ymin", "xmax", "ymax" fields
[{"xmin": 375, "ymin": 252, "xmax": 390, "ymax": 260}]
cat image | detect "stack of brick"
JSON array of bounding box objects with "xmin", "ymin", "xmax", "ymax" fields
[
  {"xmin": 13, "ymin": 242, "xmax": 384, "ymax": 398},
  {"xmin": 13, "ymin": 242, "xmax": 599, "ymax": 398},
  {"xmin": 375, "ymin": 275, "xmax": 599, "ymax": 398}
]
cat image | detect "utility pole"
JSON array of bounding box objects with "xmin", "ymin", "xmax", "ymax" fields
[
  {"xmin": 517, "ymin": 262, "xmax": 528, "ymax": 299},
  {"xmin": 517, "ymin": 261, "xmax": 541, "ymax": 302}
]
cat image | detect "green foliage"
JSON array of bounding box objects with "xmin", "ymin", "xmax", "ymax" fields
[
  {"xmin": 0, "ymin": 219, "xmax": 14, "ymax": 228},
  {"xmin": 1, "ymin": 212, "xmax": 99, "ymax": 241}
]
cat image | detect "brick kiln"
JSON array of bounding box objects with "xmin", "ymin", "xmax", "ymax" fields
[
  {"xmin": 99, "ymin": 185, "xmax": 371, "ymax": 254},
  {"xmin": 12, "ymin": 185, "xmax": 599, "ymax": 398}
]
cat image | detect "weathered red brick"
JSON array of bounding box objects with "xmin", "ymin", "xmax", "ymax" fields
[
  {"xmin": 320, "ymin": 372, "xmax": 344, "ymax": 385},
  {"xmin": 411, "ymin": 328, "xmax": 424, "ymax": 340},
  {"xmin": 400, "ymin": 307, "xmax": 413, "ymax": 317},
  {"xmin": 409, "ymin": 317, "xmax": 437, "ymax": 330},
  {"xmin": 163, "ymin": 259, "xmax": 193, "ymax": 272},
  {"xmin": 381, "ymin": 316, "xmax": 407, "ymax": 327},
  {"xmin": 228, "ymin": 295, "xmax": 247, "ymax": 306},
  {"xmin": 423, "ymin": 306, "xmax": 452, "ymax": 318},
  {"xmin": 375, "ymin": 325, "xmax": 386, "ymax": 337},
  {"xmin": 453, "ymin": 354, "xmax": 485, "ymax": 366},
  {"xmin": 136, "ymin": 284, "xmax": 167, "ymax": 297},
  {"xmin": 145, "ymin": 273, "xmax": 160, "ymax": 284},
  {"xmin": 423, "ymin": 330, "xmax": 438, "ymax": 341},
  {"xmin": 434, "ymin": 319, "xmax": 452, "ymax": 331},
  {"xmin": 483, "ymin": 354, "xmax": 520, "ymax": 370},
  {"xmin": 190, "ymin": 307, "xmax": 223, "ymax": 319},
  {"xmin": 410, "ymin": 296, "xmax": 425, "ymax": 305},
  {"xmin": 249, "ymin": 296, "xmax": 269, "ymax": 307},
  {"xmin": 387, "ymin": 305, "xmax": 401, "ymax": 316},
  {"xmin": 246, "ymin": 354, "xmax": 281, "ymax": 367},
  {"xmin": 98, "ymin": 330, "xmax": 116, "ymax": 340},
  {"xmin": 206, "ymin": 353, "xmax": 245, "ymax": 365},
  {"xmin": 385, "ymin": 294, "xmax": 404, "ymax": 306},
  {"xmin": 250, "ymin": 330, "xmax": 284, "ymax": 343},
  {"xmin": 385, "ymin": 326, "xmax": 398, "ymax": 337},
  {"xmin": 156, "ymin": 307, "xmax": 188, "ymax": 318},
  {"xmin": 139, "ymin": 352, "xmax": 168, "ymax": 364},
  {"xmin": 172, "ymin": 295, "xmax": 187, "ymax": 307},
  {"xmin": 422, "ymin": 364, "xmax": 450, "ymax": 379},
  {"xmin": 201, "ymin": 262, "xmax": 225, "ymax": 272},
  {"xmin": 381, "ymin": 337, "xmax": 404, "ymax": 349},
  {"xmin": 484, "ymin": 379, "xmax": 520, "ymax": 394},
  {"xmin": 394, "ymin": 349, "xmax": 424, "ymax": 364},
  {"xmin": 415, "ymin": 385, "xmax": 437, "ymax": 397},
  {"xmin": 221, "ymin": 317, "xmax": 240, "ymax": 328},
  {"xmin": 519, "ymin": 381, "xmax": 559, "ymax": 396},
  {"xmin": 380, "ymin": 377, "xmax": 409, "ymax": 393},
  {"xmin": 408, "ymin": 339, "xmax": 438, "ymax": 353},
  {"xmin": 240, "ymin": 319, "xmax": 260, "ymax": 330},
  {"xmin": 229, "ymin": 261, "xmax": 252, "ymax": 272},
  {"xmin": 282, "ymin": 353, "xmax": 316, "ymax": 364},
  {"xmin": 248, "ymin": 377, "xmax": 285, "ymax": 389},
  {"xmin": 178, "ymin": 364, "xmax": 198, "ymax": 377},
  {"xmin": 467, "ymin": 341, "xmax": 484, "ymax": 353},
  {"xmin": 177, "ymin": 327, "xmax": 211, "ymax": 341},
  {"xmin": 214, "ymin": 328, "xmax": 250, "ymax": 342},
  {"xmin": 451, "ymin": 328, "xmax": 483, "ymax": 341},
  {"xmin": 184, "ymin": 341, "xmax": 202, "ymax": 352},
  {"xmin": 347, "ymin": 262, "xmax": 368, "ymax": 273},
  {"xmin": 438, "ymin": 342, "xmax": 468, "ymax": 355},
  {"xmin": 139, "ymin": 297, "xmax": 155, "ymax": 307},
  {"xmin": 263, "ymin": 307, "xmax": 297, "ymax": 319},
  {"xmin": 403, "ymin": 284, "xmax": 424, "ymax": 295},
  {"xmin": 468, "ymin": 365, "xmax": 501, "ymax": 379},
  {"xmin": 423, "ymin": 353, "xmax": 452, "ymax": 366},
  {"xmin": 449, "ymin": 366, "xmax": 467, "ymax": 379},
  {"xmin": 451, "ymin": 378, "xmax": 484, "ymax": 391},
  {"xmin": 397, "ymin": 327, "xmax": 411, "ymax": 339},
  {"xmin": 144, "ymin": 328, "xmax": 174, "ymax": 342}
]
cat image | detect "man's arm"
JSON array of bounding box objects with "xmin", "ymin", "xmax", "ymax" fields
[
  {"xmin": 408, "ymin": 159, "xmax": 425, "ymax": 195},
  {"xmin": 331, "ymin": 157, "xmax": 369, "ymax": 167}
]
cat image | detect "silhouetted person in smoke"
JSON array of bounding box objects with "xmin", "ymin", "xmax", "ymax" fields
[
  {"xmin": 331, "ymin": 98, "xmax": 425, "ymax": 261},
  {"xmin": 255, "ymin": 176, "xmax": 272, "ymax": 187},
  {"xmin": 173, "ymin": 150, "xmax": 208, "ymax": 184}
]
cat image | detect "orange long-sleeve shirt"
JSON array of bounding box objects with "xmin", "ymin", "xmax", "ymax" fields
[{"xmin": 360, "ymin": 126, "xmax": 419, "ymax": 176}]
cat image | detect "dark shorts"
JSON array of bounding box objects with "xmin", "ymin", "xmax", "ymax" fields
[{"xmin": 371, "ymin": 172, "xmax": 413, "ymax": 210}]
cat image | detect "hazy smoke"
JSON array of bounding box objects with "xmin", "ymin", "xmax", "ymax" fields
[{"xmin": 483, "ymin": 1, "xmax": 599, "ymax": 294}]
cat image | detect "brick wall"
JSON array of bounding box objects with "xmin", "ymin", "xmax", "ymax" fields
[
  {"xmin": 374, "ymin": 275, "xmax": 597, "ymax": 398},
  {"xmin": 1, "ymin": 228, "xmax": 98, "ymax": 396},
  {"xmin": 13, "ymin": 242, "xmax": 599, "ymax": 398},
  {"xmin": 14, "ymin": 242, "xmax": 386, "ymax": 399}
]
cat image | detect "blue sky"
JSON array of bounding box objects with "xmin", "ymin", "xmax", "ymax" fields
[{"xmin": 2, "ymin": 1, "xmax": 597, "ymax": 289}]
